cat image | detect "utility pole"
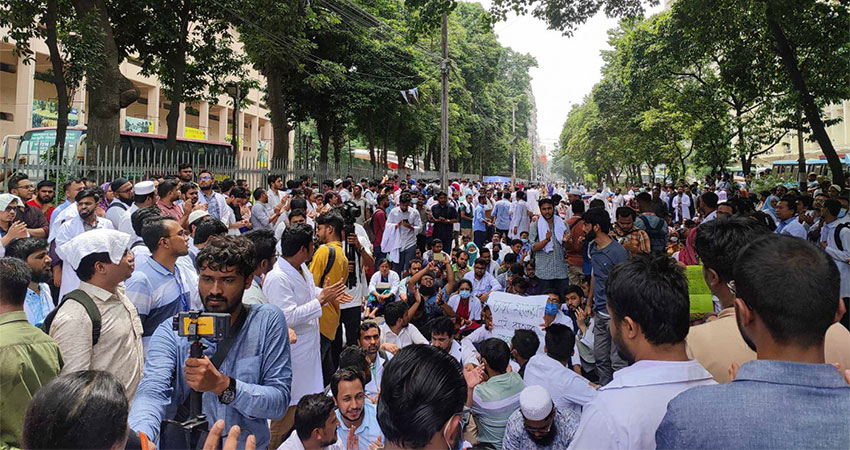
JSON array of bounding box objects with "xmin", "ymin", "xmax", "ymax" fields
[
  {"xmin": 511, "ymin": 103, "xmax": 516, "ymax": 186},
  {"xmin": 231, "ymin": 84, "xmax": 241, "ymax": 155},
  {"xmin": 440, "ymin": 11, "xmax": 449, "ymax": 189},
  {"xmin": 796, "ymin": 106, "xmax": 807, "ymax": 191}
]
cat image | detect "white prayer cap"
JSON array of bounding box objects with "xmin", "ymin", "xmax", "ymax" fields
[
  {"xmin": 519, "ymin": 385, "xmax": 554, "ymax": 421},
  {"xmin": 56, "ymin": 229, "xmax": 133, "ymax": 271},
  {"xmin": 135, "ymin": 180, "xmax": 155, "ymax": 196},
  {"xmin": 188, "ymin": 210, "xmax": 210, "ymax": 225},
  {"xmin": 0, "ymin": 193, "xmax": 22, "ymax": 211},
  {"xmin": 568, "ymin": 189, "xmax": 581, "ymax": 196},
  {"xmin": 334, "ymin": 178, "xmax": 343, "ymax": 186}
]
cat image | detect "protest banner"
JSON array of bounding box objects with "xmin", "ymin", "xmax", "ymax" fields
[{"xmin": 487, "ymin": 292, "xmax": 547, "ymax": 353}]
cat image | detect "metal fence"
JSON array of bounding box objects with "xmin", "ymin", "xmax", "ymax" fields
[{"xmin": 0, "ymin": 146, "xmax": 483, "ymax": 193}]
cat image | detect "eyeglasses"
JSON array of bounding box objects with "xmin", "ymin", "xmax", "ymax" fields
[
  {"xmin": 16, "ymin": 184, "xmax": 34, "ymax": 190},
  {"xmin": 522, "ymin": 410, "xmax": 555, "ymax": 434},
  {"xmin": 199, "ymin": 176, "xmax": 212, "ymax": 181}
]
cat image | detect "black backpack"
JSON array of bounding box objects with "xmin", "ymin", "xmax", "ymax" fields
[
  {"xmin": 41, "ymin": 289, "xmax": 102, "ymax": 345},
  {"xmin": 107, "ymin": 201, "xmax": 128, "ymax": 212},
  {"xmin": 638, "ymin": 215, "xmax": 668, "ymax": 253},
  {"xmin": 834, "ymin": 223, "xmax": 850, "ymax": 251}
]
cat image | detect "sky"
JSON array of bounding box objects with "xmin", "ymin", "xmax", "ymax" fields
[{"xmin": 468, "ymin": 0, "xmax": 665, "ymax": 154}]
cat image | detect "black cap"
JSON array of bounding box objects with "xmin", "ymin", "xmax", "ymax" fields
[{"xmin": 111, "ymin": 178, "xmax": 130, "ymax": 193}]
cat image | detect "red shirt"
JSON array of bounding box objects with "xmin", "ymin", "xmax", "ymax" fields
[
  {"xmin": 27, "ymin": 199, "xmax": 54, "ymax": 224},
  {"xmin": 157, "ymin": 199, "xmax": 184, "ymax": 221},
  {"xmin": 373, "ymin": 208, "xmax": 387, "ymax": 245},
  {"xmin": 566, "ymin": 215, "xmax": 585, "ymax": 267}
]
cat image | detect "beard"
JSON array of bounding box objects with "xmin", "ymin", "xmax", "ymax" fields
[
  {"xmin": 202, "ymin": 293, "xmax": 241, "ymax": 314},
  {"xmin": 735, "ymin": 310, "xmax": 757, "ymax": 352},
  {"xmin": 529, "ymin": 424, "xmax": 557, "ymax": 446},
  {"xmin": 31, "ymin": 268, "xmax": 51, "ymax": 284},
  {"xmin": 320, "ymin": 433, "xmax": 338, "ymax": 447},
  {"xmin": 79, "ymin": 209, "xmax": 94, "ymax": 221},
  {"xmin": 611, "ymin": 327, "xmax": 635, "ymax": 365}
]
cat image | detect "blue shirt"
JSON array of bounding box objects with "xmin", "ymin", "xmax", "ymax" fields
[
  {"xmin": 335, "ymin": 402, "xmax": 382, "ymax": 450},
  {"xmin": 473, "ymin": 204, "xmax": 488, "ymax": 232},
  {"xmin": 656, "ymin": 360, "xmax": 850, "ymax": 449},
  {"xmin": 492, "ymin": 200, "xmax": 512, "ymax": 230},
  {"xmin": 49, "ymin": 199, "xmax": 72, "ymax": 223},
  {"xmin": 588, "ymin": 240, "xmax": 628, "ymax": 313},
  {"xmin": 128, "ymin": 304, "xmax": 292, "ymax": 450},
  {"xmin": 24, "ymin": 283, "xmax": 53, "ymax": 327},
  {"xmin": 125, "ymin": 257, "xmax": 192, "ymax": 348}
]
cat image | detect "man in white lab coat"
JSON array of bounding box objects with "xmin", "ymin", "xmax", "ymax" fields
[{"xmin": 264, "ymin": 223, "xmax": 352, "ymax": 449}]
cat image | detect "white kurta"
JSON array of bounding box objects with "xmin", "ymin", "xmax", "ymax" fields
[
  {"xmin": 509, "ymin": 200, "xmax": 531, "ymax": 239},
  {"xmin": 263, "ymin": 257, "xmax": 323, "ymax": 406},
  {"xmin": 55, "ymin": 216, "xmax": 114, "ymax": 299},
  {"xmin": 671, "ymin": 194, "xmax": 692, "ymax": 222}
]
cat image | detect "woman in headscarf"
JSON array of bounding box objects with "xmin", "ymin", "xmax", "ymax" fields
[{"xmin": 96, "ymin": 182, "xmax": 112, "ymax": 218}]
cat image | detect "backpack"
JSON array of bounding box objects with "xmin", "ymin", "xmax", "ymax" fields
[
  {"xmin": 834, "ymin": 223, "xmax": 850, "ymax": 251},
  {"xmin": 107, "ymin": 201, "xmax": 128, "ymax": 212},
  {"xmin": 41, "ymin": 289, "xmax": 102, "ymax": 345},
  {"xmin": 638, "ymin": 215, "xmax": 668, "ymax": 253}
]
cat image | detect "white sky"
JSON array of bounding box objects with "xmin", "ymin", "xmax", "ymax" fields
[{"xmin": 468, "ymin": 0, "xmax": 664, "ymax": 153}]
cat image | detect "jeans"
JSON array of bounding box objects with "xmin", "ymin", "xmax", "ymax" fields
[
  {"xmin": 320, "ymin": 335, "xmax": 335, "ymax": 387},
  {"xmin": 393, "ymin": 245, "xmax": 417, "ymax": 275},
  {"xmin": 592, "ymin": 312, "xmax": 627, "ymax": 386},
  {"xmin": 473, "ymin": 230, "xmax": 488, "ymax": 250},
  {"xmin": 373, "ymin": 245, "xmax": 385, "ymax": 271}
]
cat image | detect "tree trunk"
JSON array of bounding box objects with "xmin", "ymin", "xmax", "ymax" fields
[
  {"xmin": 45, "ymin": 0, "xmax": 69, "ymax": 163},
  {"xmin": 332, "ymin": 119, "xmax": 344, "ymax": 173},
  {"xmin": 266, "ymin": 68, "xmax": 291, "ymax": 162},
  {"xmin": 317, "ymin": 117, "xmax": 331, "ymax": 166},
  {"xmin": 366, "ymin": 113, "xmax": 376, "ymax": 171},
  {"xmin": 765, "ymin": 6, "xmax": 845, "ymax": 187},
  {"xmin": 71, "ymin": 0, "xmax": 139, "ymax": 162},
  {"xmin": 165, "ymin": 0, "xmax": 191, "ymax": 152},
  {"xmin": 741, "ymin": 155, "xmax": 752, "ymax": 177},
  {"xmin": 431, "ymin": 139, "xmax": 439, "ymax": 171}
]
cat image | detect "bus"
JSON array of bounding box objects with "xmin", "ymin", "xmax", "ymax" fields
[
  {"xmin": 771, "ymin": 154, "xmax": 850, "ymax": 179},
  {"xmin": 2, "ymin": 126, "xmax": 235, "ymax": 167}
]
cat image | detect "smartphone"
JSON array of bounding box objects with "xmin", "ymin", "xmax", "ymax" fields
[{"xmin": 433, "ymin": 252, "xmax": 446, "ymax": 262}]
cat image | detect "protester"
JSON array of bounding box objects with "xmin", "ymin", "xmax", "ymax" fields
[
  {"xmin": 250, "ymin": 187, "xmax": 283, "ymax": 231},
  {"xmin": 634, "ymin": 192, "xmax": 668, "ymax": 253},
  {"xmin": 264, "ymin": 223, "xmax": 350, "ymax": 448},
  {"xmin": 380, "ymin": 301, "xmax": 428, "ymax": 348},
  {"xmin": 48, "ymin": 229, "xmax": 144, "ymax": 400},
  {"xmin": 125, "ymin": 216, "xmax": 193, "ymax": 350},
  {"xmin": 582, "ymin": 206, "xmax": 629, "ymax": 386},
  {"xmin": 357, "ymin": 321, "xmax": 394, "ymax": 398},
  {"xmin": 331, "ymin": 369, "xmax": 382, "ymax": 450},
  {"xmin": 116, "ymin": 181, "xmax": 156, "ymax": 241},
  {"xmin": 570, "ymin": 253, "xmax": 714, "ymax": 449},
  {"xmin": 278, "ymin": 393, "xmax": 342, "ymax": 450},
  {"xmin": 529, "ymin": 197, "xmax": 570, "ymax": 296},
  {"xmin": 4, "ymin": 238, "xmax": 54, "ymax": 326},
  {"xmin": 242, "ymin": 229, "xmax": 277, "ymax": 305},
  {"xmin": 522, "ymin": 324, "xmax": 597, "ymax": 413},
  {"xmin": 311, "ymin": 212, "xmax": 351, "ymax": 385},
  {"xmin": 610, "ymin": 206, "xmax": 650, "ymax": 255},
  {"xmin": 502, "ymin": 385, "xmax": 580, "ymax": 449},
  {"xmin": 430, "ymin": 315, "xmax": 462, "ymax": 362},
  {"xmin": 689, "ymin": 216, "xmax": 850, "ymax": 381},
  {"xmin": 0, "ymin": 257, "xmax": 63, "ymax": 449},
  {"xmin": 7, "ymin": 173, "xmax": 48, "ymax": 239},
  {"xmin": 657, "ymin": 235, "xmax": 850, "ymax": 449},
  {"xmin": 467, "ymin": 337, "xmax": 524, "ymax": 449},
  {"xmin": 105, "ymin": 177, "xmax": 134, "ymax": 227},
  {"xmin": 27, "ymin": 179, "xmax": 55, "ymax": 223},
  {"xmin": 129, "ymin": 235, "xmax": 291, "ymax": 449},
  {"xmin": 377, "ymin": 345, "xmax": 466, "ymax": 450},
  {"xmin": 53, "ymin": 187, "xmax": 115, "ymax": 298},
  {"xmin": 22, "ymin": 371, "xmax": 129, "ymax": 450},
  {"xmin": 774, "ymin": 195, "xmax": 807, "ymax": 239},
  {"xmin": 367, "ymin": 259, "xmax": 400, "ymax": 314},
  {"xmin": 430, "ymin": 191, "xmax": 459, "ymax": 249}
]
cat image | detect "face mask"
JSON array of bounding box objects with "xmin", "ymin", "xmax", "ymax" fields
[
  {"xmin": 411, "ymin": 198, "xmax": 419, "ymax": 204},
  {"xmin": 521, "ymin": 238, "xmax": 528, "ymax": 244},
  {"xmin": 544, "ymin": 301, "xmax": 560, "ymax": 316},
  {"xmin": 459, "ymin": 290, "xmax": 471, "ymax": 299},
  {"xmin": 840, "ymin": 208, "xmax": 848, "ymax": 219}
]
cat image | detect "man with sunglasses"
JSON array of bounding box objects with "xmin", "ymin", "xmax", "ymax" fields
[{"xmin": 503, "ymin": 385, "xmax": 580, "ymax": 448}]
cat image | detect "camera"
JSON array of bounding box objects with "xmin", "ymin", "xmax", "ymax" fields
[{"xmin": 339, "ymin": 200, "xmax": 361, "ymax": 289}]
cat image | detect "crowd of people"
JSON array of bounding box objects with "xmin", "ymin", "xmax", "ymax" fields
[{"xmin": 0, "ymin": 167, "xmax": 849, "ymax": 450}]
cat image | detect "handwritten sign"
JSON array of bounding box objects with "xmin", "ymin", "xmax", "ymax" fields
[{"xmin": 488, "ymin": 292, "xmax": 547, "ymax": 353}]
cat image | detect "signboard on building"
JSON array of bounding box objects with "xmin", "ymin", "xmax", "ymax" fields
[{"xmin": 32, "ymin": 100, "xmax": 78, "ymax": 128}]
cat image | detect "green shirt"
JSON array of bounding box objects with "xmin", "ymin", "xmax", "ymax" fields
[
  {"xmin": 472, "ymin": 372, "xmax": 524, "ymax": 449},
  {"xmin": 0, "ymin": 311, "xmax": 63, "ymax": 450}
]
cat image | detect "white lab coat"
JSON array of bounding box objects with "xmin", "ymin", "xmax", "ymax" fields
[
  {"xmin": 263, "ymin": 258, "xmax": 324, "ymax": 406},
  {"xmin": 523, "ymin": 354, "xmax": 598, "ymax": 413},
  {"xmin": 509, "ymin": 200, "xmax": 531, "ymax": 239},
  {"xmin": 55, "ymin": 216, "xmax": 114, "ymax": 299},
  {"xmin": 672, "ymin": 194, "xmax": 692, "ymax": 222}
]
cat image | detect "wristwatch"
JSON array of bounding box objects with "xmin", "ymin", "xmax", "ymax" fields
[{"xmin": 219, "ymin": 377, "xmax": 236, "ymax": 404}]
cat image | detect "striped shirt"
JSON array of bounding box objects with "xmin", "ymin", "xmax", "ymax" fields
[
  {"xmin": 125, "ymin": 257, "xmax": 193, "ymax": 351},
  {"xmin": 472, "ymin": 371, "xmax": 524, "ymax": 449}
]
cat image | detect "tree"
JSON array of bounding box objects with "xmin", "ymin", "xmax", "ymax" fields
[
  {"xmin": 134, "ymin": 0, "xmax": 251, "ymax": 151},
  {"xmin": 1, "ymin": 0, "xmax": 99, "ymax": 160}
]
